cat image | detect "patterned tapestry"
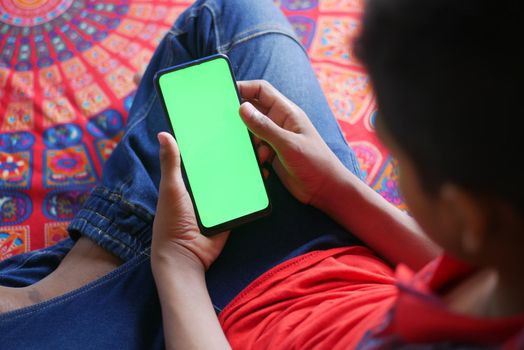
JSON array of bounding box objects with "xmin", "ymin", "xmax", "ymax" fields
[{"xmin": 0, "ymin": 0, "xmax": 404, "ymax": 261}]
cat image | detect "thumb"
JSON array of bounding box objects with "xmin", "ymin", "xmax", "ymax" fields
[
  {"xmin": 239, "ymin": 102, "xmax": 289, "ymax": 148},
  {"xmin": 157, "ymin": 132, "xmax": 184, "ymax": 192}
]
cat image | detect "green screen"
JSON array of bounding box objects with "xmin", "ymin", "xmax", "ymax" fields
[{"xmin": 158, "ymin": 57, "xmax": 269, "ymax": 229}]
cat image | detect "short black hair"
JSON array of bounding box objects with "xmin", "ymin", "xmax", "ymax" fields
[{"xmin": 356, "ymin": 0, "xmax": 523, "ymax": 212}]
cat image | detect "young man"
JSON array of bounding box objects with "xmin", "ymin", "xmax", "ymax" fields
[
  {"xmin": 150, "ymin": 0, "xmax": 524, "ymax": 348},
  {"xmin": 1, "ymin": 0, "xmax": 522, "ymax": 349}
]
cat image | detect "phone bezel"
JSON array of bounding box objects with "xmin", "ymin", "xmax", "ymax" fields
[{"xmin": 154, "ymin": 54, "xmax": 272, "ymax": 236}]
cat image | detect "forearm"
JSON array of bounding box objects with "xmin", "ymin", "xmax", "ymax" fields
[
  {"xmin": 318, "ymin": 168, "xmax": 441, "ymax": 270},
  {"xmin": 152, "ymin": 258, "xmax": 231, "ymax": 350}
]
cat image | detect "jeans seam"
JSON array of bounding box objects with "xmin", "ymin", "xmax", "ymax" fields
[
  {"xmin": 82, "ymin": 206, "xmax": 114, "ymax": 223},
  {"xmin": 73, "ymin": 216, "xmax": 152, "ymax": 262},
  {"xmin": 0, "ymin": 250, "xmax": 65, "ymax": 277},
  {"xmin": 167, "ymin": 3, "xmax": 221, "ymax": 53},
  {"xmin": 204, "ymin": 3, "xmax": 222, "ymax": 52},
  {"xmin": 75, "ymin": 189, "xmax": 154, "ymax": 248},
  {"xmin": 218, "ymin": 27, "xmax": 307, "ymax": 56},
  {"xmin": 121, "ymin": 88, "xmax": 155, "ymax": 144},
  {"xmin": 115, "ymin": 37, "xmax": 176, "ymax": 181},
  {"xmin": 0, "ymin": 252, "xmax": 45, "ymax": 276},
  {"xmin": 167, "ymin": 2, "xmax": 304, "ymax": 58},
  {"xmin": 118, "ymin": 199, "xmax": 154, "ymax": 223},
  {"xmin": 0, "ymin": 252, "xmax": 151, "ymax": 322},
  {"xmin": 72, "ymin": 217, "xmax": 135, "ymax": 257}
]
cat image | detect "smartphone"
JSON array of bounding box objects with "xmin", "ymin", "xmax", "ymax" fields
[{"xmin": 154, "ymin": 54, "xmax": 271, "ymax": 235}]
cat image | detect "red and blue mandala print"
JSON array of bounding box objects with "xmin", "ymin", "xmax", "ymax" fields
[
  {"xmin": 1, "ymin": 0, "xmax": 405, "ymax": 260},
  {"xmin": 1, "ymin": 0, "xmax": 195, "ymax": 258}
]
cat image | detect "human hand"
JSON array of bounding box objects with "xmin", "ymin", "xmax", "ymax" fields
[
  {"xmin": 151, "ymin": 132, "xmax": 229, "ymax": 274},
  {"xmin": 238, "ymin": 80, "xmax": 348, "ymax": 210}
]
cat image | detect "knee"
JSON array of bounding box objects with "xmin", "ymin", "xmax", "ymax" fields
[
  {"xmin": 176, "ymin": 0, "xmax": 291, "ymax": 55},
  {"xmin": 207, "ymin": 0, "xmax": 282, "ymax": 25}
]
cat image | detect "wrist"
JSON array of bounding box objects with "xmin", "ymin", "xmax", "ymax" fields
[
  {"xmin": 312, "ymin": 162, "xmax": 356, "ymax": 213},
  {"xmin": 152, "ymin": 260, "xmax": 205, "ymax": 299},
  {"xmin": 151, "ymin": 245, "xmax": 205, "ymax": 282},
  {"xmin": 152, "ymin": 261, "xmax": 207, "ymax": 309}
]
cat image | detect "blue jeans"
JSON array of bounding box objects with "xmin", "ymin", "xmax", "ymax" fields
[{"xmin": 0, "ymin": 0, "xmax": 362, "ymax": 348}]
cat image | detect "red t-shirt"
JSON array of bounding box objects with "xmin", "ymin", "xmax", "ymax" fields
[{"xmin": 219, "ymin": 246, "xmax": 524, "ymax": 349}]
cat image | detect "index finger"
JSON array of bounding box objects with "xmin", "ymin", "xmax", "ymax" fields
[
  {"xmin": 238, "ymin": 80, "xmax": 297, "ymax": 108},
  {"xmin": 237, "ymin": 80, "xmax": 297, "ymax": 126}
]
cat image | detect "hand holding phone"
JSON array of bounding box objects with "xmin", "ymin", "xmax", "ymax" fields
[
  {"xmin": 152, "ymin": 131, "xmax": 230, "ymax": 272},
  {"xmin": 238, "ymin": 80, "xmax": 349, "ymax": 212}
]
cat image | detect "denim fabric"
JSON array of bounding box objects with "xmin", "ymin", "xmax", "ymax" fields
[
  {"xmin": 0, "ymin": 0, "xmax": 363, "ymax": 347},
  {"xmin": 0, "ymin": 246, "xmax": 164, "ymax": 349}
]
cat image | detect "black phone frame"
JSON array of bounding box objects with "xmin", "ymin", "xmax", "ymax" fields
[{"xmin": 154, "ymin": 54, "xmax": 272, "ymax": 236}]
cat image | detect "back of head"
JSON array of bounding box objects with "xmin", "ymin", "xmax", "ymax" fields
[{"xmin": 356, "ymin": 0, "xmax": 523, "ymax": 214}]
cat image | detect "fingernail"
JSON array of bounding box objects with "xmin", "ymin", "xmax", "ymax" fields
[
  {"xmin": 157, "ymin": 132, "xmax": 167, "ymax": 147},
  {"xmin": 247, "ymin": 104, "xmax": 260, "ymax": 120}
]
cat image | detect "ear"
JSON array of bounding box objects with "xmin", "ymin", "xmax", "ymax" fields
[{"xmin": 439, "ymin": 184, "xmax": 490, "ymax": 259}]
